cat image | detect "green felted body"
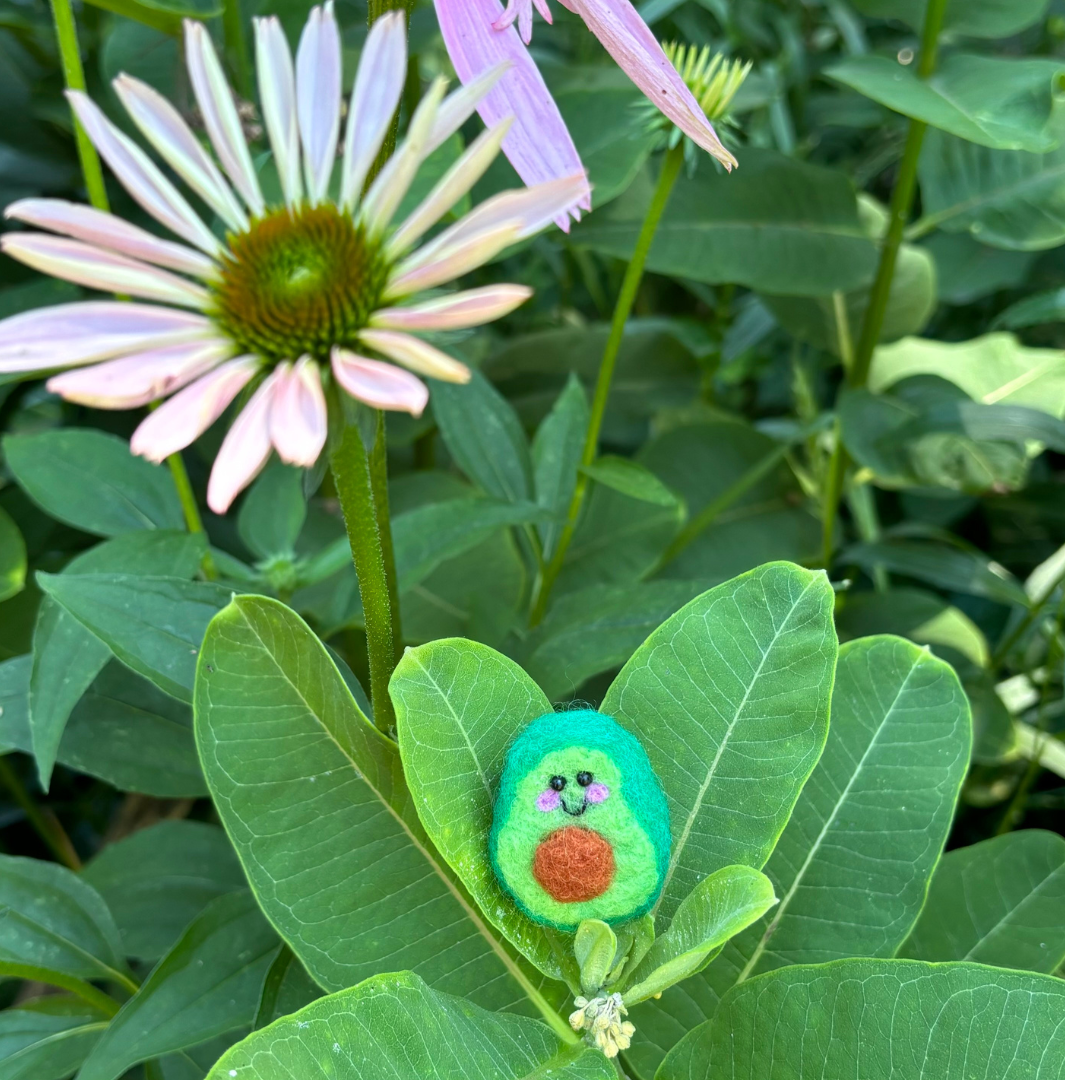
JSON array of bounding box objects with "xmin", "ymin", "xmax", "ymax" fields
[{"xmin": 490, "ymin": 710, "xmax": 671, "ymax": 932}]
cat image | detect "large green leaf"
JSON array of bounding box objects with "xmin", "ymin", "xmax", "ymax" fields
[
  {"xmin": 390, "ymin": 639, "xmax": 565, "ymax": 981},
  {"xmin": 574, "ymin": 150, "xmax": 876, "ymax": 297},
  {"xmin": 77, "ymin": 892, "xmax": 279, "ymax": 1080},
  {"xmin": 3, "ymin": 429, "xmax": 183, "ymax": 537},
  {"xmin": 629, "ymin": 636, "xmax": 970, "ymax": 1076},
  {"xmin": 0, "ymin": 657, "xmax": 206, "ymax": 797},
  {"xmin": 81, "ymin": 820, "xmax": 246, "ymax": 961},
  {"xmin": 0, "ymin": 997, "xmax": 108, "ymax": 1080},
  {"xmin": 195, "ymin": 596, "xmax": 557, "ymax": 1014},
  {"xmin": 0, "ymin": 507, "xmax": 25, "ymax": 603},
  {"xmin": 660, "ymin": 958, "xmax": 1065, "ymax": 1079},
  {"xmin": 0, "ymin": 854, "xmax": 131, "ymax": 993},
  {"xmin": 601, "ymin": 562, "xmax": 837, "ymax": 922},
  {"xmin": 900, "ymin": 830, "xmax": 1065, "ymax": 973},
  {"xmin": 915, "ymin": 128, "xmax": 1065, "ymax": 251},
  {"xmin": 827, "ymin": 54, "xmax": 1065, "ymax": 152},
  {"xmin": 853, "ymin": 0, "xmax": 1048, "ymax": 37},
  {"xmin": 206, "ymin": 972, "xmax": 612, "ymax": 1080},
  {"xmin": 38, "ymin": 573, "xmax": 231, "ymax": 702},
  {"xmin": 869, "ymin": 334, "xmax": 1065, "ymax": 418},
  {"xmin": 30, "ymin": 531, "xmax": 205, "ymax": 788}
]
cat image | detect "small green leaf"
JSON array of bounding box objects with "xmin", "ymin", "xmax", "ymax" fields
[
  {"xmin": 237, "ymin": 464, "xmax": 306, "ymax": 560},
  {"xmin": 575, "ymin": 921, "xmax": 618, "ymax": 995},
  {"xmin": 76, "ymin": 892, "xmax": 279, "ymax": 1080},
  {"xmin": 207, "ymin": 973, "xmax": 612, "ymax": 1080},
  {"xmin": 0, "ymin": 854, "xmax": 131, "ymax": 991},
  {"xmin": 994, "ymin": 288, "xmax": 1065, "ymax": 331},
  {"xmin": 37, "ymin": 573, "xmax": 232, "ymax": 702},
  {"xmin": 623, "ymin": 866, "xmax": 776, "ymax": 1006},
  {"xmin": 433, "ymin": 371, "xmax": 533, "ymax": 503},
  {"xmin": 828, "ymin": 54, "xmax": 1065, "ymax": 152},
  {"xmin": 3, "ymin": 429, "xmax": 183, "ymax": 537},
  {"xmin": 853, "ymin": 0, "xmax": 1049, "ymax": 40},
  {"xmin": 533, "ymin": 374, "xmax": 590, "ymax": 561},
  {"xmin": 0, "ymin": 997, "xmax": 108, "ymax": 1080},
  {"xmin": 900, "ymin": 830, "xmax": 1065, "ymax": 973},
  {"xmin": 0, "ymin": 508, "xmax": 26, "ymax": 603},
  {"xmin": 84, "ymin": 0, "xmax": 221, "ymax": 36},
  {"xmin": 659, "ymin": 959, "xmax": 1065, "ymax": 1080},
  {"xmin": 81, "ymin": 820, "xmax": 246, "ymax": 961},
  {"xmin": 581, "ymin": 456, "xmax": 682, "ymax": 508}
]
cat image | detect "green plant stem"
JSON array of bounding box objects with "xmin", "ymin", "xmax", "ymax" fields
[
  {"xmin": 819, "ymin": 0, "xmax": 949, "ymax": 566},
  {"xmin": 165, "ymin": 451, "xmax": 217, "ymax": 579},
  {"xmin": 331, "ymin": 417, "xmax": 398, "ymax": 732},
  {"xmin": 0, "ymin": 964, "xmax": 121, "ymax": 1016},
  {"xmin": 49, "ymin": 0, "xmax": 109, "ymax": 212},
  {"xmin": 0, "ymin": 757, "xmax": 81, "ymax": 870},
  {"xmin": 368, "ymin": 0, "xmax": 414, "ymax": 21},
  {"xmin": 222, "ymin": 0, "xmax": 251, "ymax": 97},
  {"xmin": 991, "ymin": 565, "xmax": 1065, "ymax": 670},
  {"xmin": 369, "ymin": 410, "xmax": 404, "ymax": 665},
  {"xmin": 531, "ymin": 142, "xmax": 685, "ymax": 625}
]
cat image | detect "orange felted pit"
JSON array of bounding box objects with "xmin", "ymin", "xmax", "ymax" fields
[{"xmin": 532, "ymin": 826, "xmax": 616, "ymax": 903}]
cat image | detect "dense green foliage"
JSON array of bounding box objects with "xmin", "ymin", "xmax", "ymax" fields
[{"xmin": 1, "ymin": 0, "xmax": 1065, "ymax": 1076}]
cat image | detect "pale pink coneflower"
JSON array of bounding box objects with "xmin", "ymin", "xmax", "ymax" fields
[
  {"xmin": 433, "ymin": 0, "xmax": 737, "ymax": 215},
  {"xmin": 0, "ymin": 4, "xmax": 590, "ymax": 514}
]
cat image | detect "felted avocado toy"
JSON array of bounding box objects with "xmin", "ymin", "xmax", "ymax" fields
[{"xmin": 490, "ymin": 709, "xmax": 671, "ymax": 931}]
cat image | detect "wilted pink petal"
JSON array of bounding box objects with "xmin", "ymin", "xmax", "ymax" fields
[
  {"xmin": 358, "ymin": 329, "xmax": 471, "ymax": 383},
  {"xmin": 5, "ymin": 198, "xmax": 215, "ymax": 277},
  {"xmin": 372, "ymin": 285, "xmax": 531, "ymax": 331},
  {"xmin": 1, "ymin": 234, "xmax": 209, "ymax": 308},
  {"xmin": 270, "ymin": 356, "xmax": 327, "ymax": 466},
  {"xmin": 132, "ymin": 356, "xmax": 259, "ymax": 462},
  {"xmin": 0, "ymin": 302, "xmax": 211, "ymax": 373},
  {"xmin": 46, "ymin": 339, "xmax": 232, "ymax": 408},
  {"xmin": 332, "ymin": 349, "xmax": 429, "ymax": 415},
  {"xmin": 566, "ymin": 0, "xmax": 736, "ymax": 168},
  {"xmin": 433, "ymin": 0, "xmax": 587, "ymax": 227},
  {"xmin": 208, "ymin": 369, "xmax": 282, "ymax": 513},
  {"xmin": 493, "ymin": 0, "xmax": 550, "ymax": 44}
]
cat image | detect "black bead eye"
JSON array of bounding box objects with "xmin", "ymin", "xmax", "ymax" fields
[
  {"xmin": 549, "ymin": 775, "xmax": 566, "ymax": 791},
  {"xmin": 577, "ymin": 771, "xmax": 593, "ymax": 787}
]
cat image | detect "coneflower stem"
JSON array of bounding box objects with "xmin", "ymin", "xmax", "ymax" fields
[
  {"xmin": 0, "ymin": 756, "xmax": 81, "ymax": 871},
  {"xmin": 368, "ymin": 410, "xmax": 404, "ymax": 664},
  {"xmin": 531, "ymin": 141, "xmax": 685, "ymax": 626},
  {"xmin": 49, "ymin": 0, "xmax": 109, "ymax": 212},
  {"xmin": 332, "ymin": 418, "xmax": 398, "ymax": 731},
  {"xmin": 819, "ymin": 0, "xmax": 948, "ymax": 567}
]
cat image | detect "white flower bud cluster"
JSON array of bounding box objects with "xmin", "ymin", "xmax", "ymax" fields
[{"xmin": 568, "ymin": 992, "xmax": 636, "ymax": 1058}]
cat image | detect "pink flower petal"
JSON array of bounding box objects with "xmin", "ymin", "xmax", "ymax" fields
[
  {"xmin": 0, "ymin": 302, "xmax": 212, "ymax": 374},
  {"xmin": 46, "ymin": 339, "xmax": 233, "ymax": 408},
  {"xmin": 5, "ymin": 199, "xmax": 215, "ymax": 277},
  {"xmin": 255, "ymin": 17, "xmax": 302, "ymax": 207},
  {"xmin": 387, "ymin": 222, "xmax": 523, "ymax": 298},
  {"xmin": 67, "ymin": 92, "xmax": 220, "ymax": 255},
  {"xmin": 425, "ymin": 62, "xmax": 508, "ymax": 156},
  {"xmin": 269, "ymin": 357, "xmax": 327, "ymax": 466},
  {"xmin": 357, "ymin": 329, "xmax": 471, "ymax": 383},
  {"xmin": 567, "ymin": 0, "xmax": 736, "ymax": 169},
  {"xmin": 207, "ymin": 369, "xmax": 282, "ymax": 513},
  {"xmin": 340, "ymin": 10, "xmax": 407, "ymax": 210},
  {"xmin": 296, "ymin": 2, "xmax": 342, "ymax": 205},
  {"xmin": 331, "ymin": 349, "xmax": 429, "ymax": 415},
  {"xmin": 113, "ymin": 75, "xmax": 248, "ymax": 234},
  {"xmin": 372, "ymin": 285, "xmax": 531, "ymax": 331},
  {"xmin": 433, "ymin": 0, "xmax": 587, "ymax": 226},
  {"xmin": 0, "ymin": 234, "xmax": 209, "ymax": 309},
  {"xmin": 184, "ymin": 20, "xmax": 265, "ymax": 216},
  {"xmin": 131, "ymin": 356, "xmax": 259, "ymax": 462}
]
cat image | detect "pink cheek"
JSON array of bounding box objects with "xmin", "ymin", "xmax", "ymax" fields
[
  {"xmin": 586, "ymin": 783, "xmax": 610, "ymax": 804},
  {"xmin": 536, "ymin": 789, "xmax": 560, "ymax": 812}
]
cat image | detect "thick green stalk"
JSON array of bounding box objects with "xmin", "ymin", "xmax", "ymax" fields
[
  {"xmin": 49, "ymin": 0, "xmax": 108, "ymax": 211},
  {"xmin": 531, "ymin": 141, "xmax": 685, "ymax": 624},
  {"xmin": 368, "ymin": 0, "xmax": 414, "ymax": 22},
  {"xmin": 368, "ymin": 411, "xmax": 404, "ymax": 665},
  {"xmin": 820, "ymin": 0, "xmax": 949, "ymax": 563},
  {"xmin": 331, "ymin": 418, "xmax": 398, "ymax": 731}
]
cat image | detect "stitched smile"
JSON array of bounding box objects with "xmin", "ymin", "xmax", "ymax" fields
[{"xmin": 561, "ymin": 797, "xmax": 587, "ymax": 817}]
